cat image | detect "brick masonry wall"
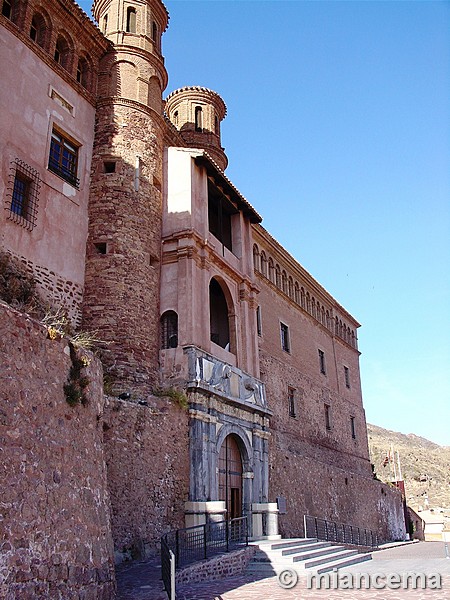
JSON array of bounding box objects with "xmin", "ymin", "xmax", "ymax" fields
[
  {"xmin": 256, "ymin": 272, "xmax": 406, "ymax": 543},
  {"xmin": 103, "ymin": 396, "xmax": 190, "ymax": 561},
  {"xmin": 1, "ymin": 248, "xmax": 83, "ymax": 326},
  {"xmin": 270, "ymin": 441, "xmax": 406, "ymax": 542},
  {"xmin": 0, "ymin": 304, "xmax": 115, "ymax": 599},
  {"xmin": 175, "ymin": 547, "xmax": 256, "ymax": 585}
]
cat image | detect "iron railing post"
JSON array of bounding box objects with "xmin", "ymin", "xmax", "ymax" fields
[
  {"xmin": 175, "ymin": 530, "xmax": 179, "ymax": 566},
  {"xmin": 203, "ymin": 523, "xmax": 207, "ymax": 560}
]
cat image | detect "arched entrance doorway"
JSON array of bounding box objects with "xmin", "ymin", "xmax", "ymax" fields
[{"xmin": 218, "ymin": 435, "xmax": 243, "ymax": 520}]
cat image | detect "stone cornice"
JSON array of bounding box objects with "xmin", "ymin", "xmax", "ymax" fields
[
  {"xmin": 252, "ymin": 223, "xmax": 360, "ymax": 328},
  {"xmin": 162, "ymin": 229, "xmax": 258, "ymax": 297}
]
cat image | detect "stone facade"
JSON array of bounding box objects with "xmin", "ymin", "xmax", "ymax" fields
[
  {"xmin": 0, "ymin": 0, "xmax": 108, "ymax": 327},
  {"xmin": 102, "ymin": 395, "xmax": 189, "ymax": 562},
  {"xmin": 0, "ymin": 0, "xmax": 407, "ymax": 593},
  {"xmin": 0, "ymin": 304, "xmax": 115, "ymax": 599}
]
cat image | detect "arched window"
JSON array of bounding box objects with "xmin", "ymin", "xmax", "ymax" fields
[
  {"xmin": 252, "ymin": 244, "xmax": 260, "ymax": 272},
  {"xmin": 260, "ymin": 251, "xmax": 267, "ymax": 277},
  {"xmin": 326, "ymin": 310, "xmax": 331, "ymax": 330},
  {"xmin": 268, "ymin": 258, "xmax": 274, "ymax": 283},
  {"xmin": 275, "ymin": 265, "xmax": 281, "ymax": 289},
  {"xmin": 173, "ymin": 110, "xmax": 178, "ymax": 127},
  {"xmin": 2, "ymin": 0, "xmax": 15, "ymax": 21},
  {"xmin": 288, "ymin": 276, "xmax": 294, "ymax": 298},
  {"xmin": 126, "ymin": 7, "xmax": 136, "ymax": 33},
  {"xmin": 152, "ymin": 20, "xmax": 157, "ymax": 41},
  {"xmin": 102, "ymin": 14, "xmax": 108, "ymax": 34},
  {"xmin": 30, "ymin": 13, "xmax": 47, "ymax": 48},
  {"xmin": 54, "ymin": 35, "xmax": 71, "ymax": 71},
  {"xmin": 282, "ymin": 270, "xmax": 287, "ymax": 294},
  {"xmin": 306, "ymin": 292, "xmax": 311, "ymax": 313},
  {"xmin": 160, "ymin": 311, "xmax": 178, "ymax": 349},
  {"xmin": 301, "ymin": 287, "xmax": 305, "ymax": 309},
  {"xmin": 76, "ymin": 56, "xmax": 91, "ymax": 90},
  {"xmin": 210, "ymin": 278, "xmax": 230, "ymax": 350},
  {"xmin": 335, "ymin": 317, "xmax": 339, "ymax": 335},
  {"xmin": 215, "ymin": 115, "xmax": 219, "ymax": 135},
  {"xmin": 195, "ymin": 106, "xmax": 203, "ymax": 131},
  {"xmin": 321, "ymin": 306, "xmax": 326, "ymax": 326},
  {"xmin": 311, "ymin": 297, "xmax": 316, "ymax": 318},
  {"xmin": 294, "ymin": 282, "xmax": 300, "ymax": 304}
]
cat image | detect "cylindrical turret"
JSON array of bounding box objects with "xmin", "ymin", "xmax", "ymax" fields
[
  {"xmin": 165, "ymin": 86, "xmax": 228, "ymax": 171},
  {"xmin": 82, "ymin": 0, "xmax": 169, "ymax": 391}
]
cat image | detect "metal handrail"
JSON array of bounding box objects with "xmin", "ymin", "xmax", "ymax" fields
[
  {"xmin": 304, "ymin": 514, "xmax": 379, "ymax": 548},
  {"xmin": 161, "ymin": 516, "xmax": 248, "ymax": 595}
]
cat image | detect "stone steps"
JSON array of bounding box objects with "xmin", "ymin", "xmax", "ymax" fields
[{"xmin": 247, "ymin": 537, "xmax": 372, "ymax": 578}]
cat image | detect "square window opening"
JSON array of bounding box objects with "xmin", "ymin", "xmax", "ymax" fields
[
  {"xmin": 280, "ymin": 322, "xmax": 290, "ymax": 353},
  {"xmin": 48, "ymin": 128, "xmax": 80, "ymax": 188},
  {"xmin": 94, "ymin": 242, "xmax": 108, "ymax": 255},
  {"xmin": 288, "ymin": 387, "xmax": 296, "ymax": 418},
  {"xmin": 318, "ymin": 349, "xmax": 326, "ymax": 375},
  {"xmin": 344, "ymin": 366, "xmax": 350, "ymax": 388},
  {"xmin": 325, "ymin": 403, "xmax": 332, "ymax": 430}
]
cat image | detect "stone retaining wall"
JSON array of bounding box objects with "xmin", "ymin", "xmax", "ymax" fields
[
  {"xmin": 0, "ymin": 304, "xmax": 115, "ymax": 599},
  {"xmin": 175, "ymin": 546, "xmax": 256, "ymax": 585}
]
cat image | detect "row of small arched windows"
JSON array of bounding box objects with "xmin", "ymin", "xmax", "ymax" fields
[
  {"xmin": 2, "ymin": 0, "xmax": 94, "ymax": 91},
  {"xmin": 253, "ymin": 244, "xmax": 357, "ymax": 349}
]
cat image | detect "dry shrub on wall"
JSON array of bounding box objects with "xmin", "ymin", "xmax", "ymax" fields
[{"xmin": 0, "ymin": 250, "xmax": 46, "ymax": 318}]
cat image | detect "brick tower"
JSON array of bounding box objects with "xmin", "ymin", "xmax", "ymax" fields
[
  {"xmin": 82, "ymin": 0, "xmax": 169, "ymax": 389},
  {"xmin": 165, "ymin": 86, "xmax": 228, "ymax": 171}
]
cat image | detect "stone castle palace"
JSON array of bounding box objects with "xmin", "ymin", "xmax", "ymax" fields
[{"xmin": 0, "ymin": 0, "xmax": 406, "ymax": 596}]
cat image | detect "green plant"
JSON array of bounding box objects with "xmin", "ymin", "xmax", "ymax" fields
[
  {"xmin": 153, "ymin": 386, "xmax": 189, "ymax": 410},
  {"xmin": 64, "ymin": 342, "xmax": 90, "ymax": 407},
  {"xmin": 0, "ymin": 250, "xmax": 46, "ymax": 318}
]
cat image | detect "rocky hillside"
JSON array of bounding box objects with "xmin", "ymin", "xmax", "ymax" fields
[{"xmin": 367, "ymin": 423, "xmax": 450, "ymax": 512}]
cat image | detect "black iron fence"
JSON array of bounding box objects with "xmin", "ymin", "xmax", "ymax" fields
[
  {"xmin": 304, "ymin": 515, "xmax": 378, "ymax": 548},
  {"xmin": 161, "ymin": 517, "xmax": 248, "ymax": 596}
]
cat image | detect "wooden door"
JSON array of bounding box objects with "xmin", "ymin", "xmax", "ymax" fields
[{"xmin": 218, "ymin": 435, "xmax": 243, "ymax": 520}]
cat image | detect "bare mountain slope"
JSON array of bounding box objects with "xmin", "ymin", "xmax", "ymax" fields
[{"xmin": 367, "ymin": 423, "xmax": 450, "ymax": 512}]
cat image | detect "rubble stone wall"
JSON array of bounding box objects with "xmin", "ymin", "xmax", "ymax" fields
[
  {"xmin": 0, "ymin": 304, "xmax": 115, "ymax": 599},
  {"xmin": 103, "ymin": 396, "xmax": 190, "ymax": 561}
]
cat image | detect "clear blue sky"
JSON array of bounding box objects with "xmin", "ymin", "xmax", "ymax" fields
[{"xmin": 80, "ymin": 0, "xmax": 449, "ymax": 446}]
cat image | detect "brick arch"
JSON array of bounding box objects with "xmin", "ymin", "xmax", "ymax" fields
[
  {"xmin": 29, "ymin": 7, "xmax": 52, "ymax": 50},
  {"xmin": 109, "ymin": 60, "xmax": 138, "ymax": 99},
  {"xmin": 54, "ymin": 30, "xmax": 74, "ymax": 74}
]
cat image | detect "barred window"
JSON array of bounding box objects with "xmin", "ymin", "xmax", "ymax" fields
[
  {"xmin": 48, "ymin": 129, "xmax": 79, "ymax": 188},
  {"xmin": 5, "ymin": 160, "xmax": 40, "ymax": 230},
  {"xmin": 161, "ymin": 310, "xmax": 178, "ymax": 349}
]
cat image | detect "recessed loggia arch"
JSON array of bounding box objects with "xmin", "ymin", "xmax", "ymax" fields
[{"xmin": 209, "ymin": 277, "xmax": 236, "ymax": 354}]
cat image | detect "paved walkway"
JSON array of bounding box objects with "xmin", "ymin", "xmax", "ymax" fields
[{"xmin": 117, "ymin": 541, "xmax": 450, "ymax": 600}]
